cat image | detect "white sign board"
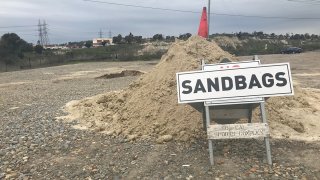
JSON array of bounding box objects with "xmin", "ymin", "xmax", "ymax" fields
[
  {"xmin": 207, "ymin": 123, "xmax": 269, "ymax": 139},
  {"xmin": 176, "ymin": 63, "xmax": 293, "ymax": 104},
  {"xmin": 203, "ymin": 60, "xmax": 264, "ymax": 106}
]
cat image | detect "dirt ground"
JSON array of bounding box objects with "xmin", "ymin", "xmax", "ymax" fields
[{"xmin": 0, "ymin": 52, "xmax": 320, "ymax": 179}]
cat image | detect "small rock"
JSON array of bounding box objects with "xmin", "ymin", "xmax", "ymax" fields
[
  {"xmin": 249, "ymin": 174, "xmax": 256, "ymax": 178},
  {"xmin": 23, "ymin": 156, "xmax": 29, "ymax": 161},
  {"xmin": 250, "ymin": 167, "xmax": 257, "ymax": 173},
  {"xmin": 156, "ymin": 135, "xmax": 173, "ymax": 144},
  {"xmin": 0, "ymin": 173, "xmax": 5, "ymax": 179},
  {"xmin": 127, "ymin": 135, "xmax": 138, "ymax": 141},
  {"xmin": 0, "ymin": 150, "xmax": 5, "ymax": 156}
]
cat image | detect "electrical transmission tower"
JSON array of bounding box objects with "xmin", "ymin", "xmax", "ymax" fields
[
  {"xmin": 38, "ymin": 20, "xmax": 43, "ymax": 46},
  {"xmin": 42, "ymin": 20, "xmax": 49, "ymax": 46},
  {"xmin": 37, "ymin": 19, "xmax": 49, "ymax": 47},
  {"xmin": 108, "ymin": 30, "xmax": 112, "ymax": 38},
  {"xmin": 99, "ymin": 29, "xmax": 103, "ymax": 38}
]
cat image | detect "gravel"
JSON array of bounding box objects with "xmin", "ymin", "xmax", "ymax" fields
[{"xmin": 0, "ymin": 60, "xmax": 320, "ymax": 179}]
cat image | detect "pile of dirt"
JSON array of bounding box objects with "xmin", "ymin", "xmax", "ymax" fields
[
  {"xmin": 137, "ymin": 42, "xmax": 169, "ymax": 56},
  {"xmin": 61, "ymin": 36, "xmax": 235, "ymax": 142},
  {"xmin": 61, "ymin": 36, "xmax": 320, "ymax": 142},
  {"xmin": 213, "ymin": 36, "xmax": 244, "ymax": 49},
  {"xmin": 265, "ymin": 87, "xmax": 320, "ymax": 141},
  {"xmin": 96, "ymin": 69, "xmax": 144, "ymax": 79}
]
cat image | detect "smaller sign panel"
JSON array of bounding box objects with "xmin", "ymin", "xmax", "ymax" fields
[
  {"xmin": 202, "ymin": 60, "xmax": 261, "ymax": 71},
  {"xmin": 207, "ymin": 123, "xmax": 269, "ymax": 139}
]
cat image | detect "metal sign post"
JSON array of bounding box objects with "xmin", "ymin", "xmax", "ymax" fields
[
  {"xmin": 260, "ymin": 101, "xmax": 272, "ymax": 165},
  {"xmin": 253, "ymin": 55, "xmax": 272, "ymax": 165},
  {"xmin": 205, "ymin": 105, "xmax": 214, "ymax": 165},
  {"xmin": 202, "ymin": 56, "xmax": 272, "ymax": 166}
]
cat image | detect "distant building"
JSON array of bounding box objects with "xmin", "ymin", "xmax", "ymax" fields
[
  {"xmin": 93, "ymin": 38, "xmax": 113, "ymax": 47},
  {"xmin": 43, "ymin": 44, "xmax": 69, "ymax": 50}
]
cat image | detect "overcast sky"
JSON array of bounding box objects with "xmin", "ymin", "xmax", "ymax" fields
[{"xmin": 1, "ymin": 0, "xmax": 320, "ymax": 44}]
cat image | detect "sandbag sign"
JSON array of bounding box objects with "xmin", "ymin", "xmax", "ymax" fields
[{"xmin": 176, "ymin": 63, "xmax": 294, "ymax": 103}]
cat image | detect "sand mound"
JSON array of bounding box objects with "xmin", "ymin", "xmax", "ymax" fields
[
  {"xmin": 96, "ymin": 69, "xmax": 144, "ymax": 79},
  {"xmin": 61, "ymin": 36, "xmax": 320, "ymax": 142},
  {"xmin": 265, "ymin": 87, "xmax": 320, "ymax": 141},
  {"xmin": 62, "ymin": 36, "xmax": 235, "ymax": 142},
  {"xmin": 213, "ymin": 36, "xmax": 244, "ymax": 49}
]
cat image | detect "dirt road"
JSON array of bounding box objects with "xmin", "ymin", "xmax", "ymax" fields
[{"xmin": 0, "ymin": 53, "xmax": 319, "ymax": 179}]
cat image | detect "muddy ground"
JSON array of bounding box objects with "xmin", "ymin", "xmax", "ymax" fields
[{"xmin": 0, "ymin": 52, "xmax": 320, "ymax": 179}]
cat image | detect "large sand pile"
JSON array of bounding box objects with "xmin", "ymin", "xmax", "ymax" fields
[{"xmin": 61, "ymin": 36, "xmax": 320, "ymax": 142}]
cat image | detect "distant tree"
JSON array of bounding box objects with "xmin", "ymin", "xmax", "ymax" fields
[
  {"xmin": 311, "ymin": 34, "xmax": 319, "ymax": 40},
  {"xmin": 178, "ymin": 33, "xmax": 191, "ymax": 40},
  {"xmin": 253, "ymin": 31, "xmax": 264, "ymax": 39},
  {"xmin": 152, "ymin": 34, "xmax": 164, "ymax": 41},
  {"xmin": 113, "ymin": 34, "xmax": 123, "ymax": 44},
  {"xmin": 124, "ymin": 32, "xmax": 134, "ymax": 44},
  {"xmin": 304, "ymin": 33, "xmax": 311, "ymax": 40},
  {"xmin": 134, "ymin": 36, "xmax": 143, "ymax": 43},
  {"xmin": 270, "ymin": 33, "xmax": 276, "ymax": 39},
  {"xmin": 236, "ymin": 32, "xmax": 243, "ymax": 39},
  {"xmin": 34, "ymin": 45, "xmax": 44, "ymax": 54},
  {"xmin": 0, "ymin": 33, "xmax": 32, "ymax": 69},
  {"xmin": 278, "ymin": 34, "xmax": 285, "ymax": 40},
  {"xmin": 285, "ymin": 33, "xmax": 290, "ymax": 39},
  {"xmin": 165, "ymin": 36, "xmax": 175, "ymax": 42},
  {"xmin": 84, "ymin": 41, "xmax": 92, "ymax": 48},
  {"xmin": 291, "ymin": 34, "xmax": 302, "ymax": 40},
  {"xmin": 101, "ymin": 41, "xmax": 107, "ymax": 47}
]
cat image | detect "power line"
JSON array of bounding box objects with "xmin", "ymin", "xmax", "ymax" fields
[
  {"xmin": 288, "ymin": 0, "xmax": 320, "ymax": 4},
  {"xmin": 0, "ymin": 25, "xmax": 38, "ymax": 29},
  {"xmin": 83, "ymin": 0, "xmax": 199, "ymax": 13},
  {"xmin": 83, "ymin": 0, "xmax": 320, "ymax": 20},
  {"xmin": 17, "ymin": 33, "xmax": 38, "ymax": 36}
]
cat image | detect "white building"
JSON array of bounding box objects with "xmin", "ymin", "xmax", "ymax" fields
[{"xmin": 92, "ymin": 38, "xmax": 113, "ymax": 47}]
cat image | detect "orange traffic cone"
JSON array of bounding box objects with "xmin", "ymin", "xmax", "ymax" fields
[{"xmin": 198, "ymin": 7, "xmax": 208, "ymax": 38}]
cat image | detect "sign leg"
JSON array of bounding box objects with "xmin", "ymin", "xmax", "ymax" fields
[
  {"xmin": 205, "ymin": 106, "xmax": 214, "ymax": 165},
  {"xmin": 248, "ymin": 105, "xmax": 253, "ymax": 123},
  {"xmin": 260, "ymin": 102, "xmax": 272, "ymax": 166},
  {"xmin": 208, "ymin": 140, "xmax": 214, "ymax": 165},
  {"xmin": 202, "ymin": 105, "xmax": 207, "ymax": 130}
]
